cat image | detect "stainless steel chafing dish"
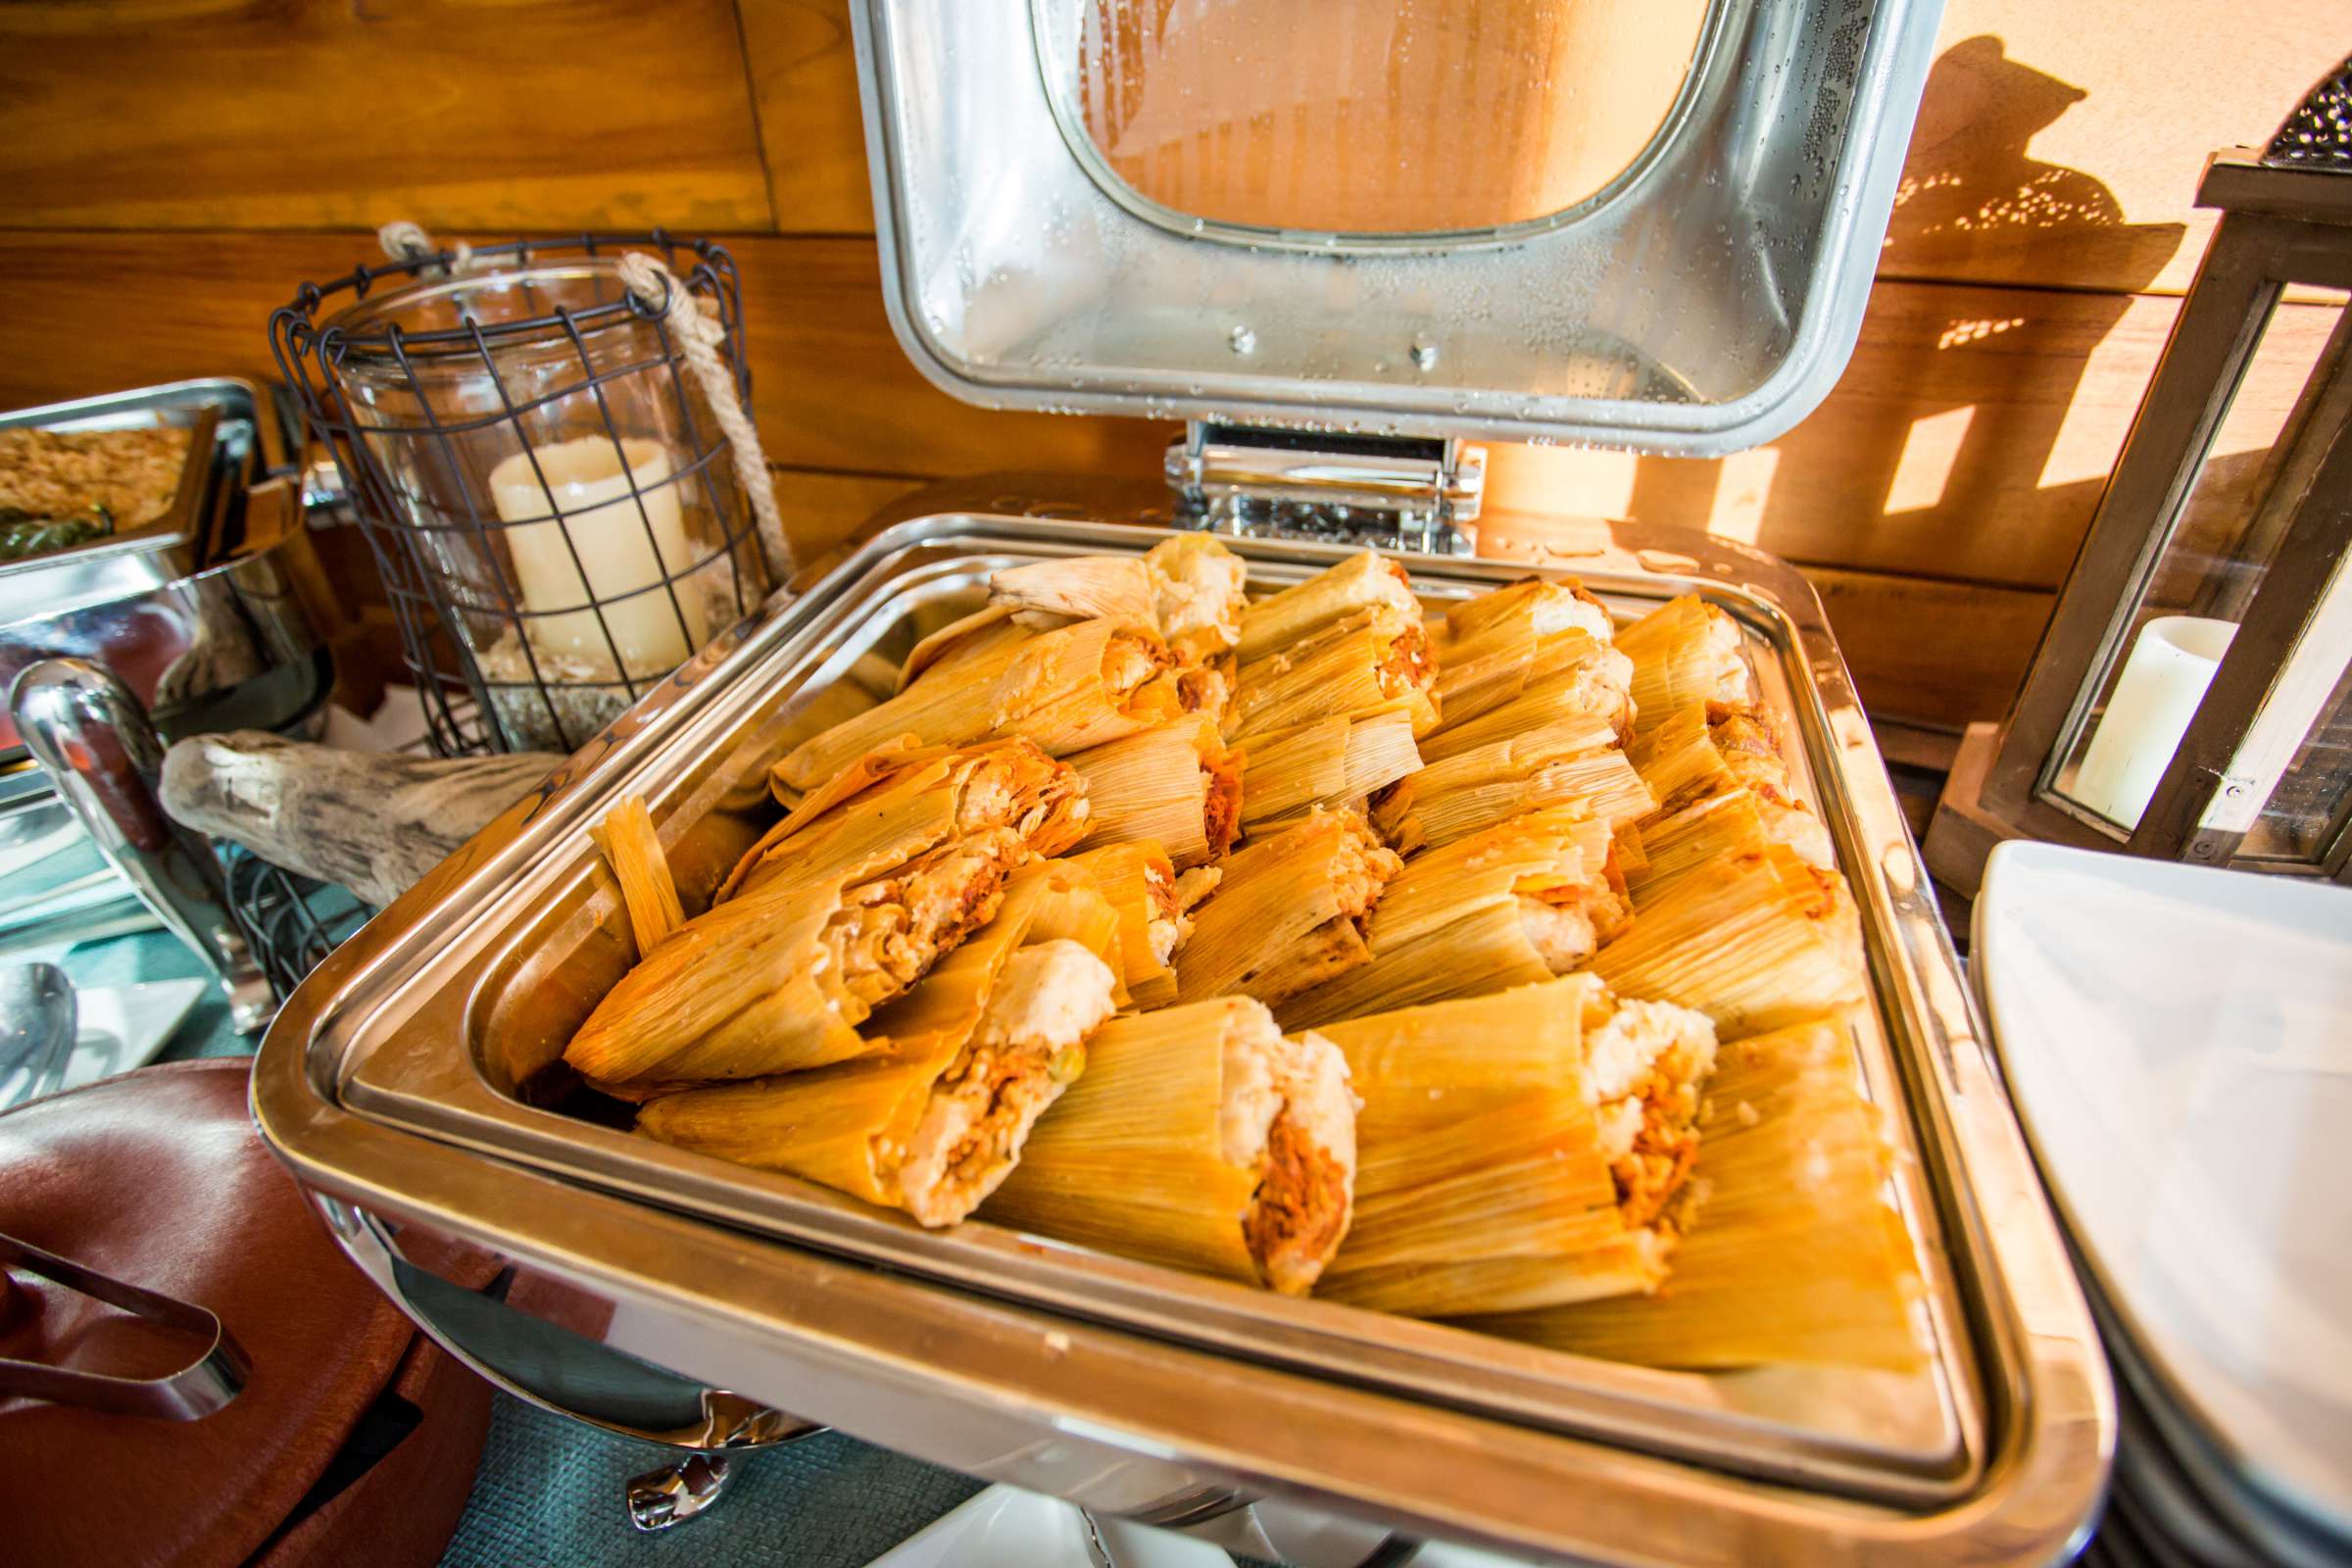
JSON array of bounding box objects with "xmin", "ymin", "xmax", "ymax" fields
[
  {"xmin": 255, "ymin": 481, "xmax": 2110, "ymax": 1564},
  {"xmin": 259, "ymin": 2, "xmax": 2109, "ymax": 1556}
]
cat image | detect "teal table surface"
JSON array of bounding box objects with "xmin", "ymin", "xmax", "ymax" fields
[{"xmin": 62, "ymin": 927, "xmax": 985, "ymax": 1567}]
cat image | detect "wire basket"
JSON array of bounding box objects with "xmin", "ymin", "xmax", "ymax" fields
[
  {"xmin": 271, "ymin": 232, "xmax": 778, "ymax": 757},
  {"xmin": 218, "ymin": 844, "xmax": 373, "ymax": 1002}
]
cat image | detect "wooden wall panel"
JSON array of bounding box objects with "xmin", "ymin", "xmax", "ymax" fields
[
  {"xmin": 1485, "ymin": 284, "xmax": 2341, "ymax": 592},
  {"xmin": 0, "ymin": 0, "xmax": 774, "ymax": 233},
  {"xmin": 738, "ymin": 0, "xmax": 875, "ymax": 232},
  {"xmin": 1888, "ymin": 2, "xmax": 2347, "ymax": 296}
]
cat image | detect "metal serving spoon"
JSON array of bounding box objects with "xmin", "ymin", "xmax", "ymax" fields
[{"xmin": 0, "ymin": 962, "xmax": 76, "ymax": 1111}]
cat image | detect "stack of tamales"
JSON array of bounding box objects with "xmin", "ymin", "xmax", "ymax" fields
[{"xmin": 548, "ymin": 544, "xmax": 1915, "ymax": 1372}]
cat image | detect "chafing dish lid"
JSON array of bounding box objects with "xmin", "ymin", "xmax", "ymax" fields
[{"xmin": 849, "ymin": 0, "xmax": 1942, "ymax": 455}]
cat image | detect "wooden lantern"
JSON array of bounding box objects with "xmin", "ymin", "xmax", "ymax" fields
[{"xmin": 1929, "ymin": 58, "xmax": 2352, "ymax": 891}]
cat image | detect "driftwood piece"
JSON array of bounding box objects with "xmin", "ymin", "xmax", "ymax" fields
[{"xmin": 160, "ymin": 731, "xmax": 562, "ymax": 907}]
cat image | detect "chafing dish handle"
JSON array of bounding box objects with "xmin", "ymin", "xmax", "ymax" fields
[
  {"xmin": 316, "ymin": 1196, "xmax": 820, "ymax": 1455},
  {"xmin": 9, "ymin": 658, "xmax": 274, "ymax": 1033}
]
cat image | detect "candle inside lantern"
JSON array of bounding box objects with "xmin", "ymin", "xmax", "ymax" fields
[
  {"xmin": 489, "ymin": 436, "xmax": 710, "ymax": 678},
  {"xmin": 2072, "ymin": 615, "xmax": 2237, "ymax": 830}
]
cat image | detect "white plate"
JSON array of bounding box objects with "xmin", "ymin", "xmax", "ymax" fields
[
  {"xmin": 867, "ymin": 1486, "xmax": 1234, "ymax": 1568},
  {"xmin": 56, "ymin": 978, "xmax": 208, "ymax": 1092},
  {"xmin": 1974, "ymin": 842, "xmax": 2352, "ymax": 1543}
]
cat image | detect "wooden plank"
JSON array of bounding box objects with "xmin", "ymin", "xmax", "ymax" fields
[
  {"xmin": 0, "ymin": 229, "xmax": 1175, "ymax": 478},
  {"xmin": 0, "ymin": 0, "xmax": 774, "ymax": 232},
  {"xmin": 737, "ymin": 0, "xmax": 877, "ymax": 233},
  {"xmin": 773, "ymin": 468, "xmax": 926, "ymax": 561},
  {"xmin": 1887, "ymin": 2, "xmax": 2347, "ymax": 296},
  {"xmin": 1484, "ymin": 279, "xmax": 2342, "ymax": 592},
  {"xmin": 0, "ymin": 228, "xmax": 2323, "ymax": 615}
]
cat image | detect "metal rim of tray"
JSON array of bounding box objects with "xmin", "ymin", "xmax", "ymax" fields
[{"xmin": 252, "ymin": 502, "xmax": 2113, "ymax": 1566}]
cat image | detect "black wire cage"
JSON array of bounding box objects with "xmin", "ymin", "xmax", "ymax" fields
[{"xmin": 271, "ymin": 232, "xmax": 773, "ymax": 757}]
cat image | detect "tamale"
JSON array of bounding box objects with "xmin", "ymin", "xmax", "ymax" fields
[
  {"xmin": 1467, "ymin": 1017, "xmax": 1925, "ymax": 1370},
  {"xmin": 1370, "ymin": 731, "xmax": 1653, "ymax": 853},
  {"xmin": 1313, "ymin": 978, "xmax": 1720, "ymax": 1316},
  {"xmin": 571, "ymin": 743, "xmax": 1086, "ymax": 1096},
  {"xmin": 1062, "ymin": 841, "xmax": 1217, "ymax": 1009},
  {"xmin": 1591, "ymin": 844, "xmax": 1867, "ymax": 1038},
  {"xmin": 1237, "ymin": 709, "xmax": 1421, "ymax": 832},
  {"xmin": 1437, "ymin": 575, "xmax": 1614, "ymax": 652},
  {"xmin": 1236, "ymin": 549, "xmax": 1420, "ymax": 665},
  {"xmin": 588, "ymin": 794, "xmax": 683, "ymax": 956},
  {"xmin": 1417, "ymin": 646, "xmax": 1632, "ymax": 763},
  {"xmin": 981, "ymin": 998, "xmax": 1358, "ymax": 1296},
  {"xmin": 1226, "ymin": 610, "xmax": 1439, "ymax": 743},
  {"xmin": 1615, "ymin": 595, "xmax": 1753, "ymax": 728},
  {"xmin": 1068, "ymin": 718, "xmax": 1243, "ymax": 869},
  {"xmin": 779, "ymin": 615, "xmax": 1187, "ymax": 791},
  {"xmin": 565, "ymin": 878, "xmax": 887, "ymax": 1096},
  {"xmin": 1629, "ymin": 701, "xmax": 1830, "ymax": 866},
  {"xmin": 1277, "ymin": 808, "xmax": 1632, "ymax": 1030},
  {"xmin": 1176, "ymin": 808, "xmax": 1402, "ymax": 1007},
  {"xmin": 728, "ymin": 737, "xmax": 1088, "ymax": 904},
  {"xmin": 634, "ymin": 865, "xmax": 1122, "ymax": 1227}
]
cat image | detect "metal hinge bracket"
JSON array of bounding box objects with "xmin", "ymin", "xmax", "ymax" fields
[{"xmin": 1164, "ymin": 421, "xmax": 1484, "ymax": 556}]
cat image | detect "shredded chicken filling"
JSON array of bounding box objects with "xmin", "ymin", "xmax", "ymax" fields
[
  {"xmin": 896, "ymin": 941, "xmax": 1117, "ymax": 1226},
  {"xmin": 1330, "ymin": 816, "xmax": 1405, "ymax": 919},
  {"xmin": 1102, "ymin": 630, "xmax": 1174, "ymax": 705},
  {"xmin": 1516, "ymin": 874, "xmax": 1634, "ymax": 974},
  {"xmin": 1243, "ymin": 1111, "xmax": 1351, "ymax": 1286},
  {"xmin": 1201, "ymin": 746, "xmax": 1245, "ymax": 858},
  {"xmin": 1376, "ymin": 621, "xmax": 1436, "ymax": 699},
  {"xmin": 1584, "ymin": 1000, "xmax": 1720, "ymax": 1231},
  {"xmin": 824, "ymin": 829, "xmax": 1025, "ymax": 1007}
]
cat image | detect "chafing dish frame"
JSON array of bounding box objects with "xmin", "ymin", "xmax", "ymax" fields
[{"xmin": 255, "ymin": 494, "xmax": 2112, "ymax": 1566}]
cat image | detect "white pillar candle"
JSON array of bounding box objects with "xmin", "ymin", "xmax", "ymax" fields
[
  {"xmin": 488, "ymin": 436, "xmax": 710, "ymax": 678},
  {"xmin": 2073, "ymin": 614, "xmax": 2237, "ymax": 830}
]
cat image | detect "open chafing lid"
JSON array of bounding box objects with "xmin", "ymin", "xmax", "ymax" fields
[
  {"xmin": 847, "ymin": 0, "xmax": 1944, "ymax": 456},
  {"xmin": 1974, "ymin": 843, "xmax": 2352, "ymax": 1552}
]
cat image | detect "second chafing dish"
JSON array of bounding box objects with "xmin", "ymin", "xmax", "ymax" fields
[{"xmin": 257, "ymin": 506, "xmax": 2109, "ymax": 1566}]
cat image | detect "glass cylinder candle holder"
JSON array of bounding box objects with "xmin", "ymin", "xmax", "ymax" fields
[{"xmin": 274, "ymin": 237, "xmax": 770, "ymax": 756}]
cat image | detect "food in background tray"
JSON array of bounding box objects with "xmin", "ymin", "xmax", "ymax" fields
[
  {"xmin": 563, "ymin": 550, "xmax": 1899, "ymax": 1357},
  {"xmin": 0, "ymin": 423, "xmax": 193, "ymax": 562},
  {"xmin": 981, "ymin": 996, "xmax": 1357, "ymax": 1296}
]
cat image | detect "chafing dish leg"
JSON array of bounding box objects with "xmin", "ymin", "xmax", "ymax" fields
[
  {"xmin": 9, "ymin": 658, "xmax": 274, "ymax": 1032},
  {"xmin": 624, "ymin": 1451, "xmax": 733, "ymax": 1532}
]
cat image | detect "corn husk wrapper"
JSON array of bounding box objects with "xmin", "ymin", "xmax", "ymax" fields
[
  {"xmin": 728, "ymin": 737, "xmax": 1088, "ymax": 904},
  {"xmin": 1616, "ymin": 596, "xmax": 1753, "ymax": 730},
  {"xmin": 1438, "ymin": 576, "xmax": 1614, "ymax": 652},
  {"xmin": 1277, "ymin": 808, "xmax": 1629, "ymax": 1030},
  {"xmin": 565, "ymin": 878, "xmax": 880, "ymax": 1098},
  {"xmin": 1068, "ymin": 718, "xmax": 1242, "ymax": 869},
  {"xmin": 982, "ymin": 998, "xmax": 1358, "ymax": 1295},
  {"xmin": 1311, "ymin": 978, "xmax": 1719, "ymax": 1316},
  {"xmin": 1062, "ymin": 841, "xmax": 1216, "ymax": 1009},
  {"xmin": 1591, "ymin": 844, "xmax": 1866, "ymax": 1038},
  {"xmin": 1468, "ymin": 1017, "xmax": 1925, "ymax": 1370},
  {"xmin": 1237, "ymin": 550, "xmax": 1420, "ymax": 665},
  {"xmin": 1371, "ymin": 730, "xmax": 1653, "ymax": 853},
  {"xmin": 634, "ymin": 864, "xmax": 1121, "ymax": 1227},
  {"xmin": 780, "ymin": 616, "xmax": 1186, "ymax": 791},
  {"xmin": 1177, "ymin": 808, "xmax": 1401, "ymax": 1007},
  {"xmin": 1418, "ymin": 655, "xmax": 1628, "ymax": 765},
  {"xmin": 1227, "ymin": 611, "xmax": 1439, "ymax": 743},
  {"xmin": 589, "ymin": 794, "xmax": 683, "ymax": 957},
  {"xmin": 1238, "ymin": 709, "xmax": 1421, "ymax": 832}
]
